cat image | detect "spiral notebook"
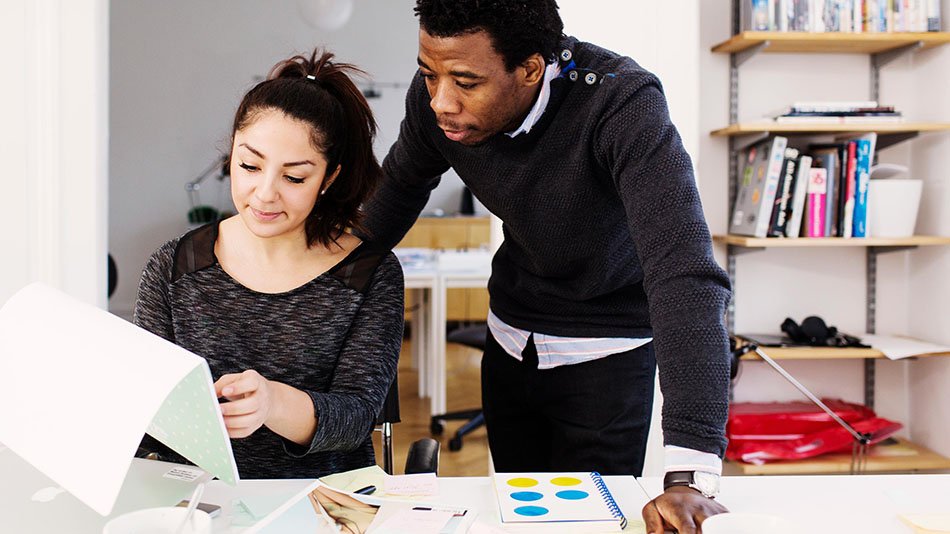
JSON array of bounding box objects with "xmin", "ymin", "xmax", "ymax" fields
[{"xmin": 492, "ymin": 472, "xmax": 626, "ymax": 532}]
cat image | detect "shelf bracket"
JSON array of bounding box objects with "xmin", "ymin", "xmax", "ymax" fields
[
  {"xmin": 731, "ymin": 133, "xmax": 770, "ymax": 153},
  {"xmin": 876, "ymin": 132, "xmax": 920, "ymax": 151},
  {"xmin": 733, "ymin": 41, "xmax": 770, "ymax": 68},
  {"xmin": 870, "ymin": 245, "xmax": 919, "ymax": 255},
  {"xmin": 871, "ymin": 41, "xmax": 925, "ymax": 69},
  {"xmin": 870, "ymin": 41, "xmax": 924, "ymax": 101}
]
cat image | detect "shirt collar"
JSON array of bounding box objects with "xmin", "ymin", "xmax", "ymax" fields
[{"xmin": 506, "ymin": 61, "xmax": 561, "ymax": 138}]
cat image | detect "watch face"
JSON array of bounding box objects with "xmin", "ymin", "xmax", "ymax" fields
[{"xmin": 693, "ymin": 471, "xmax": 720, "ymax": 496}]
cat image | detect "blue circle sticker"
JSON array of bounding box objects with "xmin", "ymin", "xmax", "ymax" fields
[
  {"xmin": 510, "ymin": 491, "xmax": 544, "ymax": 502},
  {"xmin": 556, "ymin": 490, "xmax": 589, "ymax": 500},
  {"xmin": 514, "ymin": 505, "xmax": 549, "ymax": 517}
]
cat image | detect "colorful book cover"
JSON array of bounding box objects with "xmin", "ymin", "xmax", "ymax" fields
[
  {"xmin": 786, "ymin": 155, "xmax": 813, "ymax": 238},
  {"xmin": 493, "ymin": 472, "xmax": 626, "ymax": 531},
  {"xmin": 852, "ymin": 138, "xmax": 872, "ymax": 237},
  {"xmin": 806, "ymin": 168, "xmax": 828, "ymax": 238},
  {"xmin": 842, "ymin": 141, "xmax": 857, "ymax": 238},
  {"xmin": 730, "ymin": 136, "xmax": 789, "ymax": 237}
]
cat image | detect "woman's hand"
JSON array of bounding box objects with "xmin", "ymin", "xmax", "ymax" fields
[{"xmin": 214, "ymin": 370, "xmax": 274, "ymax": 439}]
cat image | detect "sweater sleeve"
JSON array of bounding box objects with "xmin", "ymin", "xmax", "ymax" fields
[
  {"xmin": 360, "ymin": 75, "xmax": 451, "ymax": 249},
  {"xmin": 596, "ymin": 80, "xmax": 732, "ymax": 457},
  {"xmin": 132, "ymin": 240, "xmax": 177, "ymax": 343},
  {"xmin": 287, "ymin": 253, "xmax": 406, "ymax": 455}
]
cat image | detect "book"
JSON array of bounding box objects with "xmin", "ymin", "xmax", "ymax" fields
[
  {"xmin": 786, "ymin": 154, "xmax": 813, "ymax": 238},
  {"xmin": 842, "ymin": 141, "xmax": 858, "ymax": 238},
  {"xmin": 493, "ymin": 472, "xmax": 626, "ymax": 532},
  {"xmin": 852, "ymin": 138, "xmax": 872, "ymax": 237},
  {"xmin": 805, "ymin": 167, "xmax": 828, "ymax": 237},
  {"xmin": 768, "ymin": 147, "xmax": 800, "ymax": 237},
  {"xmin": 730, "ymin": 136, "xmax": 789, "ymax": 237}
]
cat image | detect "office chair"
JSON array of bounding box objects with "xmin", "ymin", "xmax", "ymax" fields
[
  {"xmin": 429, "ymin": 323, "xmax": 487, "ymax": 451},
  {"xmin": 376, "ymin": 376, "xmax": 441, "ymax": 474}
]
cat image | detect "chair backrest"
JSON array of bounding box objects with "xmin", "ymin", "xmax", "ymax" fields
[
  {"xmin": 374, "ymin": 376, "xmax": 440, "ymax": 475},
  {"xmin": 375, "ymin": 377, "xmax": 400, "ymax": 475}
]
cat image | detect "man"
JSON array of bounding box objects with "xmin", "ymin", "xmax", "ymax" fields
[{"xmin": 361, "ymin": 1, "xmax": 731, "ymax": 531}]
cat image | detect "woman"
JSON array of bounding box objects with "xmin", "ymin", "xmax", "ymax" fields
[{"xmin": 133, "ymin": 49, "xmax": 404, "ymax": 479}]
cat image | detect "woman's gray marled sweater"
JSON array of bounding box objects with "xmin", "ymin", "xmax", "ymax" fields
[{"xmin": 133, "ymin": 223, "xmax": 404, "ymax": 479}]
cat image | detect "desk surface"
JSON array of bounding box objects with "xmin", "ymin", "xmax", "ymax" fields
[
  {"xmin": 204, "ymin": 475, "xmax": 648, "ymax": 533},
  {"xmin": 640, "ymin": 474, "xmax": 950, "ymax": 534}
]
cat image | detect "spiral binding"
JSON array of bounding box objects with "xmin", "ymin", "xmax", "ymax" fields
[{"xmin": 590, "ymin": 471, "xmax": 627, "ymax": 529}]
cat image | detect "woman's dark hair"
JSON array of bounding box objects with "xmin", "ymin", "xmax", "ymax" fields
[
  {"xmin": 414, "ymin": 0, "xmax": 564, "ymax": 71},
  {"xmin": 229, "ymin": 49, "xmax": 381, "ymax": 248}
]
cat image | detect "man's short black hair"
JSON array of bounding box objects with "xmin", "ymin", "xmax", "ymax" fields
[{"xmin": 415, "ymin": 0, "xmax": 565, "ymax": 71}]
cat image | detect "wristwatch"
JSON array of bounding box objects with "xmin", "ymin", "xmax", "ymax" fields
[{"xmin": 663, "ymin": 471, "xmax": 720, "ymax": 499}]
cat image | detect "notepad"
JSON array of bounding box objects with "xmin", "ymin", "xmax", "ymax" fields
[{"xmin": 492, "ymin": 472, "xmax": 626, "ymax": 532}]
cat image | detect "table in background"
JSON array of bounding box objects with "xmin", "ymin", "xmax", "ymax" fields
[
  {"xmin": 639, "ymin": 474, "xmax": 950, "ymax": 534},
  {"xmin": 398, "ymin": 249, "xmax": 491, "ymax": 416}
]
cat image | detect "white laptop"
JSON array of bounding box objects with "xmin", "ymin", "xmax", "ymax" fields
[{"xmin": 0, "ymin": 445, "xmax": 209, "ymax": 533}]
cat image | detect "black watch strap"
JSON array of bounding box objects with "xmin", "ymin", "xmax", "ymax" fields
[{"xmin": 663, "ymin": 471, "xmax": 694, "ymax": 490}]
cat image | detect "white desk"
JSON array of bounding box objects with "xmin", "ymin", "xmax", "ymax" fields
[
  {"xmin": 398, "ymin": 250, "xmax": 491, "ymax": 416},
  {"xmin": 202, "ymin": 475, "xmax": 647, "ymax": 533},
  {"xmin": 639, "ymin": 474, "xmax": 950, "ymax": 534}
]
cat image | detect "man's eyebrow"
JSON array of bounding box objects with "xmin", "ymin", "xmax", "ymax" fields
[{"xmin": 417, "ymin": 57, "xmax": 483, "ymax": 80}]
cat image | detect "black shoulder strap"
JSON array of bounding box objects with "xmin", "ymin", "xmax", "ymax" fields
[{"xmin": 171, "ymin": 224, "xmax": 219, "ymax": 283}]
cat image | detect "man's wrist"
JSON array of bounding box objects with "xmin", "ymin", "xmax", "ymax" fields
[{"xmin": 663, "ymin": 470, "xmax": 720, "ymax": 499}]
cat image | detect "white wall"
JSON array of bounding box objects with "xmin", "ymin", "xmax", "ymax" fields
[
  {"xmin": 701, "ymin": 0, "xmax": 950, "ymax": 458},
  {"xmin": 108, "ymin": 0, "xmax": 480, "ymax": 318},
  {"xmin": 0, "ymin": 0, "xmax": 109, "ymax": 307}
]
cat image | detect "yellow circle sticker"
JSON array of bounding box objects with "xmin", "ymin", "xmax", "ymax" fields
[
  {"xmin": 507, "ymin": 477, "xmax": 539, "ymax": 488},
  {"xmin": 550, "ymin": 477, "xmax": 582, "ymax": 486}
]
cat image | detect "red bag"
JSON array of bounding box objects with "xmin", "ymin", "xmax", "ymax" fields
[{"xmin": 726, "ymin": 399, "xmax": 902, "ymax": 464}]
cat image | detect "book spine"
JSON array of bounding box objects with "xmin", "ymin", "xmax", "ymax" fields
[
  {"xmin": 842, "ymin": 141, "xmax": 857, "ymax": 238},
  {"xmin": 755, "ymin": 136, "xmax": 789, "ymax": 238},
  {"xmin": 807, "ymin": 168, "xmax": 828, "ymax": 237},
  {"xmin": 787, "ymin": 155, "xmax": 812, "ymax": 237},
  {"xmin": 770, "ymin": 151, "xmax": 798, "ymax": 236},
  {"xmin": 852, "ymin": 139, "xmax": 871, "ymax": 237},
  {"xmin": 590, "ymin": 472, "xmax": 627, "ymax": 530}
]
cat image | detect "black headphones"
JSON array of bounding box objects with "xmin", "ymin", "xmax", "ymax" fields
[{"xmin": 780, "ymin": 316, "xmax": 867, "ymax": 348}]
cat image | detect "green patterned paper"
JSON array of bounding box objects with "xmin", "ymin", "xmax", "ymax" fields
[{"xmin": 147, "ymin": 365, "xmax": 238, "ymax": 485}]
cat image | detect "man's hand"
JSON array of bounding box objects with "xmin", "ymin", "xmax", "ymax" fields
[
  {"xmin": 214, "ymin": 370, "xmax": 274, "ymax": 439},
  {"xmin": 641, "ymin": 486, "xmax": 728, "ymax": 534}
]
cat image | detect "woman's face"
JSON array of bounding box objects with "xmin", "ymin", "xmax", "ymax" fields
[{"xmin": 229, "ymin": 109, "xmax": 338, "ymax": 241}]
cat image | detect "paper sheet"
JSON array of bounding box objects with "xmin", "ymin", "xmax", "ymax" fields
[
  {"xmin": 0, "ymin": 283, "xmax": 238, "ymax": 515},
  {"xmin": 383, "ymin": 473, "xmax": 439, "ymax": 496},
  {"xmin": 861, "ymin": 334, "xmax": 950, "ymax": 360}
]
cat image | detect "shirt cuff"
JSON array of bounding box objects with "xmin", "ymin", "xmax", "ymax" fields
[{"xmin": 663, "ymin": 445, "xmax": 722, "ymax": 476}]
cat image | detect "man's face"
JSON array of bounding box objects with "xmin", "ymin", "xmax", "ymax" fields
[{"xmin": 417, "ymin": 29, "xmax": 543, "ymax": 146}]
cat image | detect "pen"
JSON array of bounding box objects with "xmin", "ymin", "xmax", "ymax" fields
[{"xmin": 354, "ymin": 485, "xmax": 376, "ymax": 495}]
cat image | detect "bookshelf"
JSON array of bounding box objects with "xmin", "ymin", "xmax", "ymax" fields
[
  {"xmin": 712, "ymin": 31, "xmax": 950, "ymax": 55},
  {"xmin": 724, "ymin": 437, "xmax": 950, "ymax": 475},
  {"xmin": 733, "ymin": 335, "xmax": 950, "ymax": 361},
  {"xmin": 714, "ymin": 235, "xmax": 950, "ymax": 248},
  {"xmin": 714, "ymin": 11, "xmax": 950, "ymax": 475}
]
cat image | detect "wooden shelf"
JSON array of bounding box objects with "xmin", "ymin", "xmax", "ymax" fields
[
  {"xmin": 711, "ymin": 121, "xmax": 950, "ymax": 136},
  {"xmin": 712, "ymin": 31, "xmax": 950, "ymax": 55},
  {"xmin": 734, "ymin": 336, "xmax": 950, "ymax": 360},
  {"xmin": 714, "ymin": 235, "xmax": 950, "ymax": 248},
  {"xmin": 725, "ymin": 437, "xmax": 950, "ymax": 475}
]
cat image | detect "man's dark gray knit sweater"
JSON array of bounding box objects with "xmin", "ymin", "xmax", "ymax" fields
[{"xmin": 362, "ymin": 36, "xmax": 732, "ymax": 456}]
